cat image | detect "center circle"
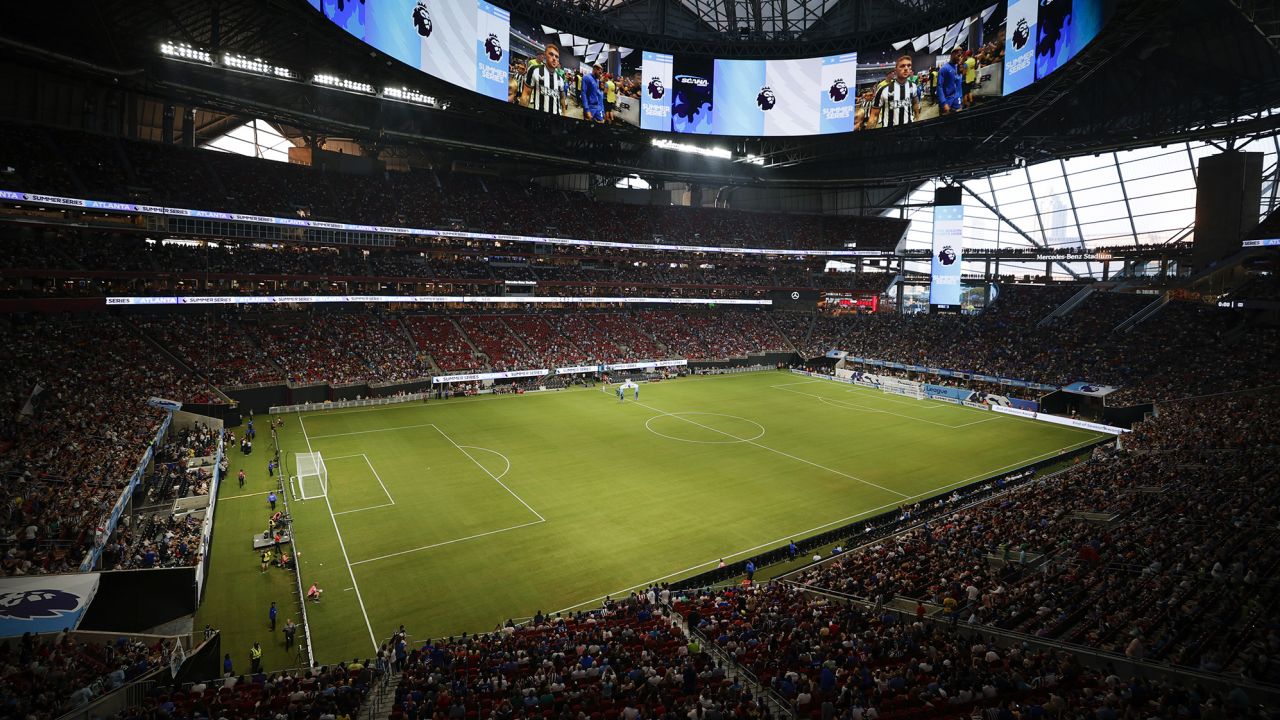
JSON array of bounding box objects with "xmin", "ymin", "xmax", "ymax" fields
[{"xmin": 644, "ymin": 412, "xmax": 766, "ymax": 444}]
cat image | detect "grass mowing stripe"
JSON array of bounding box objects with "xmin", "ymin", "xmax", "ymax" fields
[
  {"xmin": 349, "ymin": 519, "xmax": 547, "ymax": 566},
  {"xmin": 626, "ymin": 397, "xmax": 911, "ymax": 499},
  {"xmin": 297, "ymin": 413, "xmax": 380, "ymax": 652},
  {"xmin": 543, "ymin": 433, "xmax": 1104, "ymax": 617},
  {"xmin": 431, "ymin": 424, "xmax": 545, "ymax": 522},
  {"xmin": 200, "ymin": 372, "xmax": 1108, "ymax": 663}
]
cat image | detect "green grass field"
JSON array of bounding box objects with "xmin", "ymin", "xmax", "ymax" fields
[{"xmin": 197, "ymin": 371, "xmax": 1106, "ymax": 669}]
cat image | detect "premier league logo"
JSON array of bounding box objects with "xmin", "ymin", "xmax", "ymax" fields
[
  {"xmin": 412, "ymin": 1, "xmax": 432, "ymax": 37},
  {"xmin": 484, "ymin": 33, "xmax": 503, "ymax": 61},
  {"xmin": 647, "ymin": 77, "xmax": 665, "ymax": 99},
  {"xmin": 0, "ymin": 589, "xmax": 81, "ymax": 620},
  {"xmin": 828, "ymin": 78, "xmax": 849, "ymax": 102},
  {"xmin": 1013, "ymin": 18, "xmax": 1031, "ymax": 50},
  {"xmin": 756, "ymin": 86, "xmax": 776, "ymax": 111},
  {"xmin": 937, "ymin": 246, "xmax": 958, "ymax": 265}
]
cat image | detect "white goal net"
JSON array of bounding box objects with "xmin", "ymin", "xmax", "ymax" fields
[{"xmin": 294, "ymin": 452, "xmax": 328, "ymax": 500}]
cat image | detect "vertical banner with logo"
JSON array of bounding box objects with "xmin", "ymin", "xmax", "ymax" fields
[
  {"xmin": 420, "ymin": 0, "xmax": 480, "ymax": 91},
  {"xmin": 475, "ymin": 1, "xmax": 510, "ymax": 100},
  {"xmin": 711, "ymin": 60, "xmax": 766, "ymax": 136},
  {"xmin": 819, "ymin": 53, "xmax": 858, "ymax": 134},
  {"xmin": 671, "ymin": 57, "xmax": 715, "ymax": 134},
  {"xmin": 1003, "ymin": 0, "xmax": 1037, "ymax": 94},
  {"xmin": 640, "ymin": 51, "xmax": 674, "ymax": 131},
  {"xmin": 930, "ymin": 204, "xmax": 965, "ymax": 307},
  {"xmin": 763, "ymin": 58, "xmax": 821, "ymax": 136}
]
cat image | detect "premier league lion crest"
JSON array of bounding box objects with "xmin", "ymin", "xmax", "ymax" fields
[
  {"xmin": 756, "ymin": 87, "xmax": 776, "ymax": 111},
  {"xmin": 937, "ymin": 246, "xmax": 958, "ymax": 266},
  {"xmin": 1012, "ymin": 18, "xmax": 1031, "ymax": 50},
  {"xmin": 484, "ymin": 33, "xmax": 503, "ymax": 61},
  {"xmin": 412, "ymin": 1, "xmax": 432, "ymax": 37},
  {"xmin": 0, "ymin": 589, "xmax": 81, "ymax": 620},
  {"xmin": 647, "ymin": 77, "xmax": 665, "ymax": 100},
  {"xmin": 828, "ymin": 78, "xmax": 849, "ymax": 102}
]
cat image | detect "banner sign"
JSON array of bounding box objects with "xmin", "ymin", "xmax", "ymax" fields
[
  {"xmin": 605, "ymin": 359, "xmax": 688, "ymax": 371},
  {"xmin": 1063, "ymin": 381, "xmax": 1118, "ymax": 397},
  {"xmin": 148, "ymin": 397, "xmax": 184, "ymax": 412},
  {"xmin": 106, "ymin": 295, "xmax": 773, "ymax": 307},
  {"xmin": 990, "ymin": 404, "xmax": 1130, "ymax": 434},
  {"xmin": 432, "ymin": 369, "xmax": 548, "ymax": 384},
  {"xmin": 0, "ymin": 574, "xmax": 101, "ymax": 637},
  {"xmin": 930, "ymin": 203, "xmax": 964, "ymax": 307},
  {"xmin": 554, "ymin": 365, "xmax": 603, "ymax": 375},
  {"xmin": 4, "ymin": 189, "xmax": 880, "ymax": 257}
]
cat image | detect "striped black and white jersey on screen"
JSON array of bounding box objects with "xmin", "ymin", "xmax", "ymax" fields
[
  {"xmin": 524, "ymin": 64, "xmax": 564, "ymax": 115},
  {"xmin": 873, "ymin": 80, "xmax": 917, "ymax": 128}
]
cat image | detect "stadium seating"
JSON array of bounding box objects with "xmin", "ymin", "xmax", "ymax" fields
[
  {"xmin": 0, "ymin": 632, "xmax": 166, "ymax": 720},
  {"xmin": 0, "ymin": 123, "xmax": 909, "ymax": 251}
]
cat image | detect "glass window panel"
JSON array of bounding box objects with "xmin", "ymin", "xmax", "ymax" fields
[
  {"xmin": 997, "ymin": 199, "xmax": 1038, "ymax": 219},
  {"xmin": 1026, "ymin": 161, "xmax": 1061, "ymax": 183},
  {"xmin": 1061, "ymin": 154, "xmax": 1114, "ymax": 173},
  {"xmin": 1120, "ymin": 157, "xmax": 1190, "ymax": 182},
  {"xmin": 1127, "ymin": 189, "xmax": 1197, "ymax": 217},
  {"xmin": 1075, "ymin": 199, "xmax": 1130, "ymax": 222},
  {"xmin": 1122, "ymin": 170, "xmax": 1195, "ymax": 198},
  {"xmin": 1064, "ymin": 164, "xmax": 1120, "ymax": 190},
  {"xmin": 992, "ymin": 183, "xmax": 1033, "ymax": 205},
  {"xmin": 1117, "ymin": 145, "xmax": 1183, "ymax": 163},
  {"xmin": 1132, "ymin": 209, "xmax": 1193, "ymax": 234},
  {"xmin": 986, "ymin": 170, "xmax": 1024, "ymax": 190},
  {"xmin": 1070, "ymin": 184, "xmax": 1123, "ymax": 207},
  {"xmin": 1078, "ymin": 218, "xmax": 1135, "ymax": 239}
]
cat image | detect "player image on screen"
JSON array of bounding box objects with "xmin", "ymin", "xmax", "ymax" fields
[
  {"xmin": 518, "ymin": 42, "xmax": 566, "ymax": 115},
  {"xmin": 868, "ymin": 56, "xmax": 919, "ymax": 128}
]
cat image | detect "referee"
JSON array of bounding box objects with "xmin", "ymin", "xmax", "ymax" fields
[
  {"xmin": 520, "ymin": 43, "xmax": 565, "ymax": 115},
  {"xmin": 868, "ymin": 55, "xmax": 919, "ymax": 129}
]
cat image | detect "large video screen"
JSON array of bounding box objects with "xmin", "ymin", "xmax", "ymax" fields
[{"xmin": 312, "ymin": 0, "xmax": 1112, "ymax": 137}]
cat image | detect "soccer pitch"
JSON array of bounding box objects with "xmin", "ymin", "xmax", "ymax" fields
[{"xmin": 201, "ymin": 371, "xmax": 1107, "ymax": 665}]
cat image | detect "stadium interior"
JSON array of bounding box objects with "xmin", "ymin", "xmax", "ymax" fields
[{"xmin": 1, "ymin": 0, "xmax": 1280, "ymax": 718}]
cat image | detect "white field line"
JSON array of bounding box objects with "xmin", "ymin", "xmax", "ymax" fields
[
  {"xmin": 431, "ymin": 425, "xmax": 545, "ymax": 522},
  {"xmin": 630, "ymin": 399, "xmax": 909, "ymax": 500},
  {"xmin": 546, "ymin": 435, "xmax": 1104, "ymax": 616},
  {"xmin": 363, "ymin": 454, "xmax": 395, "ymax": 505},
  {"xmin": 217, "ymin": 490, "xmax": 274, "ymax": 500},
  {"xmin": 781, "ymin": 386, "xmax": 962, "ymax": 428},
  {"xmin": 349, "ymin": 519, "xmax": 545, "ymax": 566},
  {"xmin": 297, "ymin": 414, "xmax": 380, "ymax": 653},
  {"xmin": 332, "ymin": 502, "xmax": 396, "ymax": 516},
  {"xmin": 307, "ymin": 423, "xmax": 436, "ymax": 439}
]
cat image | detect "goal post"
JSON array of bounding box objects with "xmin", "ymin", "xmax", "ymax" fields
[{"xmin": 296, "ymin": 452, "xmax": 328, "ymax": 500}]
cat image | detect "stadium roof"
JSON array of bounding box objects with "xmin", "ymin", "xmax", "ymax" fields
[{"xmin": 1, "ymin": 0, "xmax": 1279, "ymax": 186}]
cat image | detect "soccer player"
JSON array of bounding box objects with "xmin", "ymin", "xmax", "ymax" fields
[
  {"xmin": 582, "ymin": 65, "xmax": 604, "ymax": 122},
  {"xmin": 520, "ymin": 43, "xmax": 565, "ymax": 115},
  {"xmin": 937, "ymin": 49, "xmax": 964, "ymax": 115},
  {"xmin": 617, "ymin": 386, "xmax": 624, "ymax": 402},
  {"xmin": 633, "ymin": 385, "xmax": 639, "ymax": 400},
  {"xmin": 868, "ymin": 55, "xmax": 919, "ymax": 128}
]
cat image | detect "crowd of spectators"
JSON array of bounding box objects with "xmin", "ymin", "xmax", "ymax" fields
[
  {"xmin": 762, "ymin": 391, "xmax": 1280, "ymax": 685},
  {"xmin": 389, "ymin": 593, "xmax": 767, "ymax": 720},
  {"xmin": 0, "ymin": 315, "xmax": 217, "ymax": 575},
  {"xmin": 239, "ymin": 312, "xmax": 427, "ymax": 385},
  {"xmin": 0, "ymin": 632, "xmax": 166, "ymax": 720},
  {"xmin": 0, "ymin": 122, "xmax": 908, "ymax": 251},
  {"xmin": 119, "ymin": 660, "xmax": 376, "ymax": 720}
]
